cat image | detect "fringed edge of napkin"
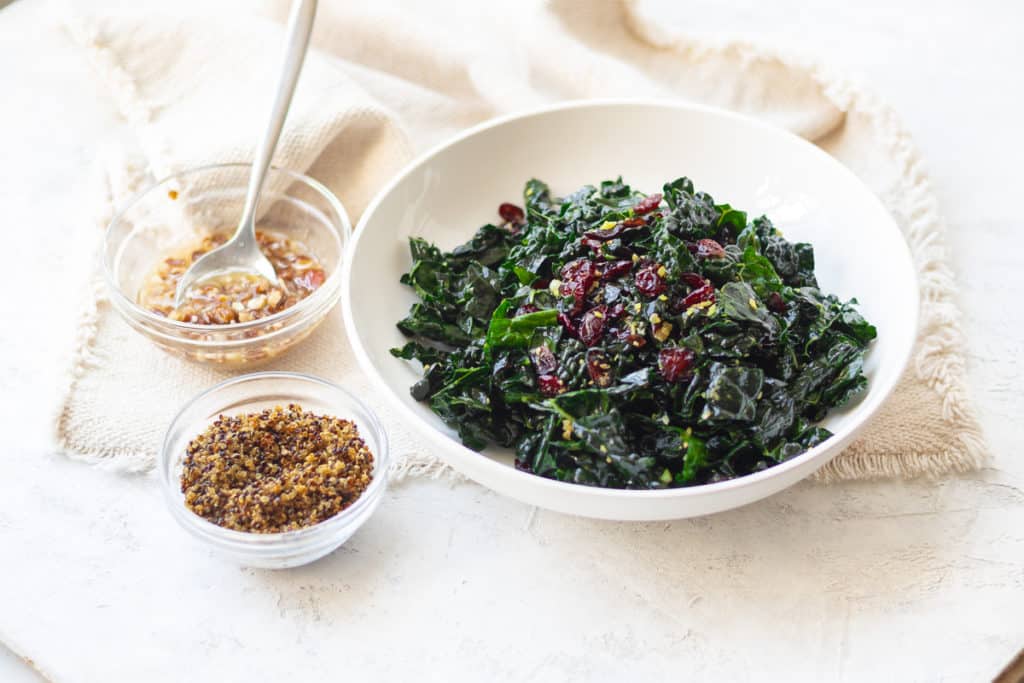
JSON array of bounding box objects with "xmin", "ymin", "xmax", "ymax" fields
[
  {"xmin": 811, "ymin": 88, "xmax": 988, "ymax": 482},
  {"xmin": 51, "ymin": 147, "xmax": 157, "ymax": 472},
  {"xmin": 52, "ymin": 13, "xmax": 182, "ymax": 469},
  {"xmin": 805, "ymin": 68, "xmax": 986, "ymax": 482}
]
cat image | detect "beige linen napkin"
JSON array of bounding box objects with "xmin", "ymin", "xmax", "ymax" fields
[{"xmin": 55, "ymin": 0, "xmax": 985, "ymax": 481}]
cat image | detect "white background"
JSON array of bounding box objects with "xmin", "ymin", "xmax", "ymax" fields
[{"xmin": 1, "ymin": 0, "xmax": 1022, "ymax": 680}]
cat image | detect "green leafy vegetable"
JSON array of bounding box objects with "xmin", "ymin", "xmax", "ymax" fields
[
  {"xmin": 484, "ymin": 300, "xmax": 559, "ymax": 355},
  {"xmin": 703, "ymin": 362, "xmax": 765, "ymax": 422},
  {"xmin": 392, "ymin": 176, "xmax": 876, "ymax": 489}
]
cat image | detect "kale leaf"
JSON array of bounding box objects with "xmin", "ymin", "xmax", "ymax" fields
[{"xmin": 392, "ymin": 176, "xmax": 876, "ymax": 489}]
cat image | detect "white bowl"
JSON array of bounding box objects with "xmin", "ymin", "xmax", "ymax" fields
[{"xmin": 342, "ymin": 100, "xmax": 917, "ymax": 521}]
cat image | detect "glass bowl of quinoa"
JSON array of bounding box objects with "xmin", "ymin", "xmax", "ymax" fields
[{"xmin": 159, "ymin": 372, "xmax": 390, "ymax": 568}]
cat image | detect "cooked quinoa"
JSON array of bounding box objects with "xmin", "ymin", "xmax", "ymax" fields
[{"xmin": 181, "ymin": 404, "xmax": 374, "ymax": 533}]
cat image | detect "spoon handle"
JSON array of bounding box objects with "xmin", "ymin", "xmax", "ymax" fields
[{"xmin": 237, "ymin": 0, "xmax": 318, "ymax": 237}]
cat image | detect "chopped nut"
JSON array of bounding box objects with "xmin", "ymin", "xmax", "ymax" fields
[
  {"xmin": 137, "ymin": 229, "xmax": 325, "ymax": 326},
  {"xmin": 652, "ymin": 321, "xmax": 673, "ymax": 342},
  {"xmin": 209, "ymin": 306, "xmax": 233, "ymax": 325}
]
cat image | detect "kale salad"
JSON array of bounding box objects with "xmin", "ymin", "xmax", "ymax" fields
[{"xmin": 391, "ymin": 177, "xmax": 876, "ymax": 489}]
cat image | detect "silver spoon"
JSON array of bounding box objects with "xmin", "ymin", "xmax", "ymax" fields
[{"xmin": 174, "ymin": 0, "xmax": 318, "ymax": 308}]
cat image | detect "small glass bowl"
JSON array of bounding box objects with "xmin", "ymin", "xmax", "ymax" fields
[
  {"xmin": 159, "ymin": 372, "xmax": 390, "ymax": 569},
  {"xmin": 104, "ymin": 163, "xmax": 350, "ymax": 366}
]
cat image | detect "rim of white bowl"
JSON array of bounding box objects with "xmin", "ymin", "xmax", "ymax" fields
[{"xmin": 341, "ymin": 97, "xmax": 919, "ymax": 501}]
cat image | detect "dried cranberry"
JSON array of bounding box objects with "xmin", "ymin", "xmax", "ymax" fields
[
  {"xmin": 613, "ymin": 326, "xmax": 646, "ymax": 348},
  {"xmin": 601, "ymin": 260, "xmax": 633, "ymax": 280},
  {"xmin": 583, "ymin": 220, "xmax": 645, "ymax": 242},
  {"xmin": 658, "ymin": 347, "xmax": 696, "ymax": 383},
  {"xmin": 537, "ymin": 374, "xmax": 565, "ymax": 396},
  {"xmin": 557, "ymin": 312, "xmax": 578, "ymax": 337},
  {"xmin": 581, "ymin": 237, "xmax": 604, "ymax": 254},
  {"xmin": 498, "ymin": 202, "xmax": 525, "ymax": 224},
  {"xmin": 530, "ymin": 278, "xmax": 550, "ymax": 290},
  {"xmin": 635, "ymin": 264, "xmax": 666, "ymax": 297},
  {"xmin": 607, "ymin": 303, "xmax": 625, "ymax": 319},
  {"xmin": 578, "ymin": 305, "xmax": 608, "ymax": 346},
  {"xmin": 560, "ymin": 258, "xmax": 597, "ymax": 290},
  {"xmin": 559, "ymin": 258, "xmax": 598, "ymax": 312},
  {"xmin": 681, "ymin": 272, "xmax": 707, "ymax": 289},
  {"xmin": 624, "ymin": 332, "xmax": 647, "ymax": 348},
  {"xmin": 530, "ymin": 345, "xmax": 558, "ymax": 375},
  {"xmin": 586, "ymin": 349, "xmax": 613, "ymax": 387},
  {"xmin": 516, "ymin": 303, "xmax": 539, "ymax": 316},
  {"xmin": 766, "ymin": 291, "xmax": 787, "ymax": 313},
  {"xmin": 584, "ymin": 227, "xmax": 619, "ymax": 242},
  {"xmin": 695, "ymin": 238, "xmax": 726, "ymax": 259},
  {"xmin": 681, "ymin": 283, "xmax": 716, "ymax": 309},
  {"xmin": 633, "ymin": 193, "xmax": 663, "ymax": 215}
]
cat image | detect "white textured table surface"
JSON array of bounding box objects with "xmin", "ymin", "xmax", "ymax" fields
[{"xmin": 1, "ymin": 0, "xmax": 1022, "ymax": 681}]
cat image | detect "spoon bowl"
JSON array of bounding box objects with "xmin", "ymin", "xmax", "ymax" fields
[{"xmin": 172, "ymin": 220, "xmax": 280, "ymax": 306}]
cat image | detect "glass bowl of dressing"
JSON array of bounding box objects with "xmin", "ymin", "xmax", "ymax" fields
[{"xmin": 103, "ymin": 163, "xmax": 349, "ymax": 366}]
